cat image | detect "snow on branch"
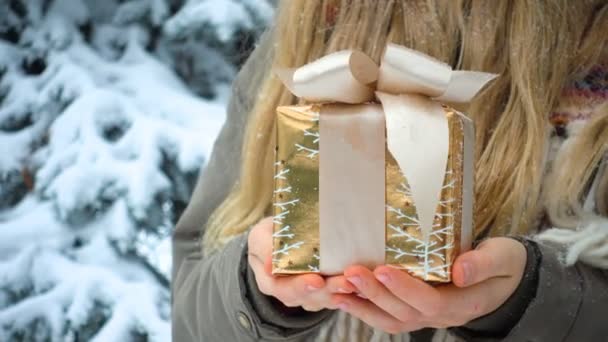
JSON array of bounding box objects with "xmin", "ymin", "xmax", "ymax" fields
[
  {"xmin": 163, "ymin": 0, "xmax": 273, "ymax": 42},
  {"xmin": 0, "ymin": 0, "xmax": 273, "ymax": 339},
  {"xmin": 0, "ymin": 247, "xmax": 169, "ymax": 341},
  {"xmin": 113, "ymin": 0, "xmax": 170, "ymax": 26}
]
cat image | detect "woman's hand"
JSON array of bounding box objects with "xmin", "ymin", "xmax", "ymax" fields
[
  {"xmin": 248, "ymin": 217, "xmax": 356, "ymax": 312},
  {"xmin": 332, "ymin": 238, "xmax": 527, "ymax": 334}
]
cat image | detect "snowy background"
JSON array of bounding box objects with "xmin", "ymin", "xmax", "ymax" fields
[{"xmin": 0, "ymin": 0, "xmax": 272, "ymax": 340}]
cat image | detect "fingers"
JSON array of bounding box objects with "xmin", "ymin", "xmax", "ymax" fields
[
  {"xmin": 452, "ymin": 237, "xmax": 526, "ymax": 288},
  {"xmin": 331, "ymin": 294, "xmax": 414, "ymax": 335},
  {"xmin": 251, "ymin": 264, "xmax": 326, "ymax": 306},
  {"xmin": 248, "ymin": 217, "xmax": 326, "ymax": 305},
  {"xmin": 372, "ymin": 266, "xmax": 442, "ymax": 316},
  {"xmin": 437, "ymin": 277, "xmax": 517, "ymax": 325},
  {"xmin": 274, "ymin": 274, "xmax": 326, "ymax": 306},
  {"xmin": 344, "ymin": 266, "xmax": 420, "ymax": 323},
  {"xmin": 325, "ymin": 275, "xmax": 357, "ymax": 294}
]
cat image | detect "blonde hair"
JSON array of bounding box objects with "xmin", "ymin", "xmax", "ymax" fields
[{"xmin": 204, "ymin": 0, "xmax": 608, "ymax": 253}]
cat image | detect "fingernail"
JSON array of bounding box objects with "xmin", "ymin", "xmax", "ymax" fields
[
  {"xmin": 307, "ymin": 285, "xmax": 320, "ymax": 292},
  {"xmin": 337, "ymin": 302, "xmax": 349, "ymax": 310},
  {"xmin": 337, "ymin": 287, "xmax": 350, "ymax": 293},
  {"xmin": 461, "ymin": 262, "xmax": 473, "ymax": 286},
  {"xmin": 376, "ymin": 273, "xmax": 390, "ymax": 284},
  {"xmin": 347, "ymin": 276, "xmax": 362, "ymax": 287}
]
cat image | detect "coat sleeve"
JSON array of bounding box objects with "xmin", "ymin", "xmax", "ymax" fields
[
  {"xmin": 171, "ymin": 28, "xmax": 333, "ymax": 341},
  {"xmin": 508, "ymin": 240, "xmax": 608, "ymax": 341},
  {"xmin": 172, "ymin": 232, "xmax": 331, "ymax": 341},
  {"xmin": 452, "ymin": 239, "xmax": 608, "ymax": 342},
  {"xmin": 451, "ymin": 156, "xmax": 608, "ymax": 342}
]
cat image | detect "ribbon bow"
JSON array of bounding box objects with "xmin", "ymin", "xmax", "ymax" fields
[
  {"xmin": 276, "ymin": 44, "xmax": 497, "ymax": 274},
  {"xmin": 277, "ymin": 43, "xmax": 497, "ymax": 105}
]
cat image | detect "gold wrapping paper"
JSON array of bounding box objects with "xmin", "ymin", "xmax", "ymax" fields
[
  {"xmin": 272, "ymin": 104, "xmax": 468, "ymax": 282},
  {"xmin": 272, "ymin": 105, "xmax": 321, "ymax": 273}
]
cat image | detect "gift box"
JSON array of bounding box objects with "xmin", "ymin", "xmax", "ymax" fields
[{"xmin": 272, "ymin": 44, "xmax": 496, "ymax": 282}]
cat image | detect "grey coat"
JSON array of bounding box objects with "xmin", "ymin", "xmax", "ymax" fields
[{"xmin": 171, "ymin": 31, "xmax": 608, "ymax": 342}]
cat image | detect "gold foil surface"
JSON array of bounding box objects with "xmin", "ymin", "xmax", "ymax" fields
[
  {"xmin": 385, "ymin": 108, "xmax": 464, "ymax": 282},
  {"xmin": 272, "ymin": 105, "xmax": 321, "ymax": 274},
  {"xmin": 273, "ymin": 105, "xmax": 466, "ymax": 282}
]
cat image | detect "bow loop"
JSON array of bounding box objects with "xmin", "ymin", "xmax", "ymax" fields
[
  {"xmin": 276, "ymin": 43, "xmax": 498, "ymax": 104},
  {"xmin": 276, "ymin": 50, "xmax": 377, "ymax": 104},
  {"xmin": 377, "ymin": 43, "xmax": 452, "ymax": 98}
]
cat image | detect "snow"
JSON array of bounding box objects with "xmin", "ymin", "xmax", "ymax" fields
[
  {"xmin": 0, "ymin": 28, "xmax": 220, "ymax": 331},
  {"xmin": 0, "ymin": 0, "xmax": 273, "ymax": 339},
  {"xmin": 164, "ymin": 0, "xmax": 274, "ymax": 42},
  {"xmin": 165, "ymin": 0, "xmax": 251, "ymax": 42},
  {"xmin": 113, "ymin": 0, "xmax": 170, "ymax": 27},
  {"xmin": 0, "ymin": 246, "xmax": 170, "ymax": 341}
]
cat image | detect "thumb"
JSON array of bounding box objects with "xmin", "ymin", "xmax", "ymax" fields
[
  {"xmin": 452, "ymin": 237, "xmax": 526, "ymax": 288},
  {"xmin": 247, "ymin": 217, "xmax": 274, "ymax": 257}
]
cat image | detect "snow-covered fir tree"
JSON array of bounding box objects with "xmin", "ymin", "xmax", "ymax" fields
[{"xmin": 0, "ymin": 0, "xmax": 272, "ymax": 340}]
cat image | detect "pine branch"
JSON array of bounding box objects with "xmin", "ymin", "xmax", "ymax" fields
[
  {"xmin": 303, "ymin": 129, "xmax": 320, "ymax": 143},
  {"xmin": 295, "ymin": 143, "xmax": 319, "ymax": 159},
  {"xmin": 438, "ymin": 197, "xmax": 455, "ymax": 208},
  {"xmin": 396, "ymin": 182, "xmax": 412, "ymax": 196},
  {"xmin": 273, "ymin": 199, "xmax": 300, "ymax": 210},
  {"xmin": 430, "ymin": 226, "xmax": 454, "ymax": 241},
  {"xmin": 387, "ymin": 206, "xmax": 419, "ymax": 223},
  {"xmin": 387, "ymin": 224, "xmax": 426, "ymax": 248},
  {"xmin": 386, "ymin": 246, "xmax": 421, "ymax": 259},
  {"xmin": 308, "ymin": 265, "xmax": 319, "ymax": 272},
  {"xmin": 273, "ymin": 225, "xmax": 294, "ymax": 239},
  {"xmin": 272, "ymin": 241, "xmax": 305, "ymax": 256},
  {"xmin": 435, "ymin": 212, "xmax": 454, "ymax": 219},
  {"xmin": 274, "ymin": 186, "xmax": 292, "ymax": 194},
  {"xmin": 441, "ymin": 179, "xmax": 456, "ymax": 189},
  {"xmin": 274, "ymin": 168, "xmax": 290, "ymax": 180},
  {"xmin": 273, "ymin": 210, "xmax": 289, "ymax": 224},
  {"xmin": 427, "ymin": 243, "xmax": 455, "ymax": 256}
]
